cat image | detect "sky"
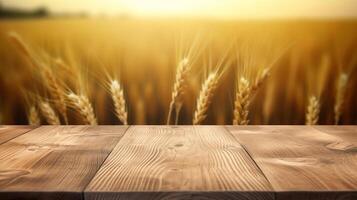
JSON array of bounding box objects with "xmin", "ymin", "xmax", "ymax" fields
[{"xmin": 2, "ymin": 0, "xmax": 357, "ymax": 19}]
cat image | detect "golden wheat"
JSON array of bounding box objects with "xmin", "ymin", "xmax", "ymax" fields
[
  {"xmin": 9, "ymin": 33, "xmax": 69, "ymax": 124},
  {"xmin": 233, "ymin": 77, "xmax": 251, "ymax": 125},
  {"xmin": 110, "ymin": 80, "xmax": 128, "ymax": 125},
  {"xmin": 167, "ymin": 58, "xmax": 190, "ymax": 125},
  {"xmin": 233, "ymin": 68, "xmax": 270, "ymax": 125},
  {"xmin": 54, "ymin": 58, "xmax": 79, "ymax": 88},
  {"xmin": 67, "ymin": 93, "xmax": 97, "ymax": 125},
  {"xmin": 306, "ymin": 95, "xmax": 320, "ymax": 125},
  {"xmin": 38, "ymin": 101, "xmax": 61, "ymax": 125},
  {"xmin": 135, "ymin": 98, "xmax": 146, "ymax": 124},
  {"xmin": 3, "ymin": 27, "xmax": 356, "ymax": 126},
  {"xmin": 54, "ymin": 58, "xmax": 74, "ymax": 75},
  {"xmin": 43, "ymin": 68, "xmax": 68, "ymax": 124},
  {"xmin": 193, "ymin": 72, "xmax": 219, "ymax": 125},
  {"xmin": 8, "ymin": 32, "xmax": 32, "ymax": 59},
  {"xmin": 8, "ymin": 32, "xmax": 42, "ymax": 70},
  {"xmin": 252, "ymin": 68, "xmax": 270, "ymax": 92},
  {"xmin": 28, "ymin": 106, "xmax": 41, "ymax": 126},
  {"xmin": 334, "ymin": 73, "xmax": 348, "ymax": 125}
]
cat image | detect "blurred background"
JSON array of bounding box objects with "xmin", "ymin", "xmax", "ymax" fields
[{"xmin": 0, "ymin": 0, "xmax": 356, "ymax": 125}]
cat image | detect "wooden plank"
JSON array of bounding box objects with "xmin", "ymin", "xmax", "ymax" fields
[
  {"xmin": 314, "ymin": 126, "xmax": 357, "ymax": 145},
  {"xmin": 85, "ymin": 126, "xmax": 274, "ymax": 200},
  {"xmin": 0, "ymin": 126, "xmax": 128, "ymax": 200},
  {"xmin": 0, "ymin": 126, "xmax": 35, "ymax": 144},
  {"xmin": 227, "ymin": 126, "xmax": 357, "ymax": 200}
]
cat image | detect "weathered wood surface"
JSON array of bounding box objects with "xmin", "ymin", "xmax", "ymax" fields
[
  {"xmin": 0, "ymin": 126, "xmax": 356, "ymax": 200},
  {"xmin": 227, "ymin": 126, "xmax": 357, "ymax": 200},
  {"xmin": 85, "ymin": 126, "xmax": 274, "ymax": 200},
  {"xmin": 0, "ymin": 126, "xmax": 35, "ymax": 144},
  {"xmin": 0, "ymin": 126, "xmax": 128, "ymax": 200},
  {"xmin": 314, "ymin": 126, "xmax": 357, "ymax": 144}
]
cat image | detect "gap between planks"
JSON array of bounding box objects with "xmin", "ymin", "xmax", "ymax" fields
[
  {"xmin": 223, "ymin": 125, "xmax": 275, "ymax": 196},
  {"xmin": 0, "ymin": 126, "xmax": 130, "ymax": 200},
  {"xmin": 80, "ymin": 125, "xmax": 132, "ymax": 200},
  {"xmin": 226, "ymin": 125, "xmax": 357, "ymax": 200}
]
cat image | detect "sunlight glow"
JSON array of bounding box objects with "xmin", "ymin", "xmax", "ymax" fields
[
  {"xmin": 2, "ymin": 0, "xmax": 357, "ymax": 18},
  {"xmin": 121, "ymin": 0, "xmax": 210, "ymax": 16}
]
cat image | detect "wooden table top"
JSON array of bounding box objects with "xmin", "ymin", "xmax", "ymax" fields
[{"xmin": 0, "ymin": 126, "xmax": 356, "ymax": 200}]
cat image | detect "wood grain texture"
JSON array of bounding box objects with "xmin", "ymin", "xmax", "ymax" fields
[
  {"xmin": 227, "ymin": 126, "xmax": 357, "ymax": 200},
  {"xmin": 0, "ymin": 126, "xmax": 35, "ymax": 144},
  {"xmin": 314, "ymin": 126, "xmax": 357, "ymax": 147},
  {"xmin": 85, "ymin": 126, "xmax": 273, "ymax": 200},
  {"xmin": 0, "ymin": 126, "xmax": 128, "ymax": 200}
]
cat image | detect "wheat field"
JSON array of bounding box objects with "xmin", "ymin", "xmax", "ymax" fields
[{"xmin": 0, "ymin": 18, "xmax": 356, "ymax": 125}]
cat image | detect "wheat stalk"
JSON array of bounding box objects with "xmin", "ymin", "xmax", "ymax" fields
[
  {"xmin": 8, "ymin": 32, "xmax": 32, "ymax": 59},
  {"xmin": 9, "ymin": 32, "xmax": 68, "ymax": 123},
  {"xmin": 306, "ymin": 95, "xmax": 320, "ymax": 125},
  {"xmin": 334, "ymin": 73, "xmax": 348, "ymax": 125},
  {"xmin": 167, "ymin": 58, "xmax": 190, "ymax": 125},
  {"xmin": 233, "ymin": 68, "xmax": 270, "ymax": 125},
  {"xmin": 28, "ymin": 106, "xmax": 41, "ymax": 126},
  {"xmin": 233, "ymin": 77, "xmax": 251, "ymax": 125},
  {"xmin": 110, "ymin": 80, "xmax": 128, "ymax": 125},
  {"xmin": 67, "ymin": 93, "xmax": 97, "ymax": 125},
  {"xmin": 193, "ymin": 72, "xmax": 219, "ymax": 125},
  {"xmin": 38, "ymin": 101, "xmax": 60, "ymax": 125},
  {"xmin": 43, "ymin": 68, "xmax": 68, "ymax": 124},
  {"xmin": 54, "ymin": 58, "xmax": 75, "ymax": 75},
  {"xmin": 8, "ymin": 32, "xmax": 41, "ymax": 69},
  {"xmin": 252, "ymin": 68, "xmax": 270, "ymax": 92}
]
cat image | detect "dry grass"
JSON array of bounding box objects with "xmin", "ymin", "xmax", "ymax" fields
[
  {"xmin": 67, "ymin": 93, "xmax": 97, "ymax": 125},
  {"xmin": 110, "ymin": 80, "xmax": 128, "ymax": 125}
]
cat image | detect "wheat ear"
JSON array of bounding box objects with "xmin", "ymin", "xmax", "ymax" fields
[
  {"xmin": 44, "ymin": 68, "xmax": 68, "ymax": 124},
  {"xmin": 334, "ymin": 73, "xmax": 348, "ymax": 125},
  {"xmin": 306, "ymin": 96, "xmax": 320, "ymax": 125},
  {"xmin": 167, "ymin": 58, "xmax": 190, "ymax": 125},
  {"xmin": 28, "ymin": 106, "xmax": 41, "ymax": 126},
  {"xmin": 193, "ymin": 72, "xmax": 219, "ymax": 125},
  {"xmin": 68, "ymin": 93, "xmax": 97, "ymax": 125},
  {"xmin": 110, "ymin": 80, "xmax": 128, "ymax": 125},
  {"xmin": 233, "ymin": 68, "xmax": 270, "ymax": 125},
  {"xmin": 233, "ymin": 77, "xmax": 251, "ymax": 125},
  {"xmin": 38, "ymin": 101, "xmax": 60, "ymax": 125}
]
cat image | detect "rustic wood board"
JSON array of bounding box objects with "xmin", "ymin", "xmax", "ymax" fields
[
  {"xmin": 314, "ymin": 126, "xmax": 357, "ymax": 144},
  {"xmin": 0, "ymin": 126, "xmax": 128, "ymax": 200},
  {"xmin": 0, "ymin": 126, "xmax": 35, "ymax": 144},
  {"xmin": 85, "ymin": 126, "xmax": 274, "ymax": 200},
  {"xmin": 227, "ymin": 126, "xmax": 357, "ymax": 200}
]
